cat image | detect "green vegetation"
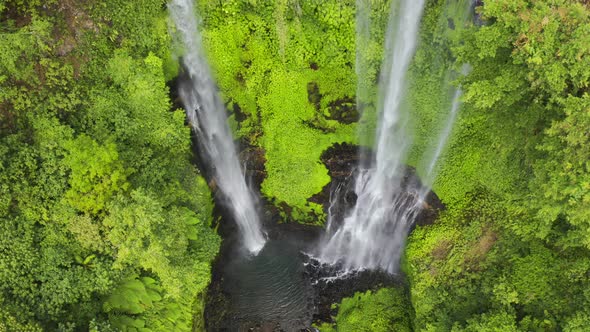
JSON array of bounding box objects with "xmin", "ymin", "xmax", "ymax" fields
[
  {"xmin": 0, "ymin": 0, "xmax": 219, "ymax": 330},
  {"xmin": 1, "ymin": 0, "xmax": 589, "ymax": 331},
  {"xmin": 197, "ymin": 0, "xmax": 382, "ymax": 223},
  {"xmin": 313, "ymin": 0, "xmax": 590, "ymax": 330},
  {"xmin": 317, "ymin": 287, "xmax": 413, "ymax": 332},
  {"xmin": 405, "ymin": 0, "xmax": 590, "ymax": 330}
]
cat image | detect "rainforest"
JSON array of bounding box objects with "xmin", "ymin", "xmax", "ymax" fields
[{"xmin": 1, "ymin": 0, "xmax": 589, "ymax": 331}]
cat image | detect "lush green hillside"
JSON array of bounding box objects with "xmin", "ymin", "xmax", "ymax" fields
[
  {"xmin": 315, "ymin": 0, "xmax": 590, "ymax": 330},
  {"xmin": 0, "ymin": 1, "xmax": 219, "ymax": 330},
  {"xmin": 1, "ymin": 0, "xmax": 589, "ymax": 331},
  {"xmin": 405, "ymin": 0, "xmax": 590, "ymax": 331}
]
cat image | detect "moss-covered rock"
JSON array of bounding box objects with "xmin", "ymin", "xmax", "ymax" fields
[{"xmin": 316, "ymin": 287, "xmax": 413, "ymax": 332}]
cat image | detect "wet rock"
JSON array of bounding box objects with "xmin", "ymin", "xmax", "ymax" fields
[
  {"xmin": 239, "ymin": 143, "xmax": 267, "ymax": 192},
  {"xmin": 307, "ymin": 82, "xmax": 321, "ymax": 111},
  {"xmin": 447, "ymin": 18, "xmax": 455, "ymax": 30},
  {"xmin": 308, "ymin": 142, "xmax": 361, "ymax": 220},
  {"xmin": 310, "ymin": 142, "xmax": 445, "ymax": 228},
  {"xmin": 415, "ymin": 189, "xmax": 445, "ymax": 227},
  {"xmin": 473, "ymin": 0, "xmax": 485, "ymax": 26},
  {"xmin": 303, "ymin": 256, "xmax": 405, "ymax": 325},
  {"xmin": 167, "ymin": 67, "xmax": 189, "ymax": 112},
  {"xmin": 326, "ymin": 97, "xmax": 359, "ymax": 124},
  {"xmin": 305, "ymin": 84, "xmax": 359, "ymax": 125},
  {"xmin": 231, "ymin": 101, "xmax": 248, "ymax": 122}
]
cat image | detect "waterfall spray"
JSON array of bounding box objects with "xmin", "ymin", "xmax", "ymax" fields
[{"xmin": 420, "ymin": 63, "xmax": 472, "ymax": 198}]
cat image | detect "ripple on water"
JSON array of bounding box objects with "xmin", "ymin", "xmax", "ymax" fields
[{"xmin": 220, "ymin": 239, "xmax": 315, "ymax": 331}]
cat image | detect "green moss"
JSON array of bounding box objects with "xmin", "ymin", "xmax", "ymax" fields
[
  {"xmin": 315, "ymin": 322, "xmax": 337, "ymax": 332},
  {"xmin": 200, "ymin": 1, "xmax": 374, "ymax": 221},
  {"xmin": 257, "ymin": 69, "xmax": 356, "ymax": 221},
  {"xmin": 320, "ymin": 287, "xmax": 413, "ymax": 332}
]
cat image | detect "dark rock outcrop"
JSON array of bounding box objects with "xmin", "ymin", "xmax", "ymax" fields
[{"xmin": 310, "ymin": 142, "xmax": 445, "ymax": 229}]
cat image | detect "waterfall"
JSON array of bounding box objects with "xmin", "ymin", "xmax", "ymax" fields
[
  {"xmin": 421, "ymin": 87, "xmax": 462, "ymax": 193},
  {"xmin": 169, "ymin": 0, "xmax": 266, "ymax": 254},
  {"xmin": 419, "ymin": 66, "xmax": 469, "ymax": 199},
  {"xmin": 319, "ymin": 0, "xmax": 427, "ymax": 273},
  {"xmin": 318, "ymin": 0, "xmax": 474, "ymax": 274}
]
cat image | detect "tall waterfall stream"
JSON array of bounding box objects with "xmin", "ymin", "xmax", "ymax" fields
[
  {"xmin": 318, "ymin": 0, "xmax": 427, "ymax": 273},
  {"xmin": 318, "ymin": 0, "xmax": 471, "ymax": 275},
  {"xmin": 170, "ymin": 0, "xmax": 266, "ymax": 254}
]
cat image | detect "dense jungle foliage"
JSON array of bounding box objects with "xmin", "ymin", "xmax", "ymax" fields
[
  {"xmin": 0, "ymin": 0, "xmax": 589, "ymax": 331},
  {"xmin": 0, "ymin": 0, "xmax": 219, "ymax": 330}
]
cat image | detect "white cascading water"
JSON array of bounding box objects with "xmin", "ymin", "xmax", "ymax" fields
[
  {"xmin": 319, "ymin": 0, "xmax": 426, "ymax": 273},
  {"xmin": 169, "ymin": 0, "xmax": 266, "ymax": 254},
  {"xmin": 319, "ymin": 0, "xmax": 474, "ymax": 274},
  {"xmin": 421, "ymin": 88, "xmax": 462, "ymax": 193}
]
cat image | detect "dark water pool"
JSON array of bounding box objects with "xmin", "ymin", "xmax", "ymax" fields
[
  {"xmin": 205, "ymin": 223, "xmax": 320, "ymax": 331},
  {"xmin": 205, "ymin": 222, "xmax": 400, "ymax": 332},
  {"xmin": 221, "ymin": 239, "xmax": 314, "ymax": 330}
]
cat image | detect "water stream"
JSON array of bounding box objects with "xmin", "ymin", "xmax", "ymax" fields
[
  {"xmin": 317, "ymin": 0, "xmax": 476, "ymax": 275},
  {"xmin": 169, "ymin": 0, "xmax": 266, "ymax": 254},
  {"xmin": 419, "ymin": 87, "xmax": 463, "ymax": 200},
  {"xmin": 425, "ymin": 89, "xmax": 462, "ymax": 181},
  {"xmin": 319, "ymin": 0, "xmax": 427, "ymax": 274}
]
